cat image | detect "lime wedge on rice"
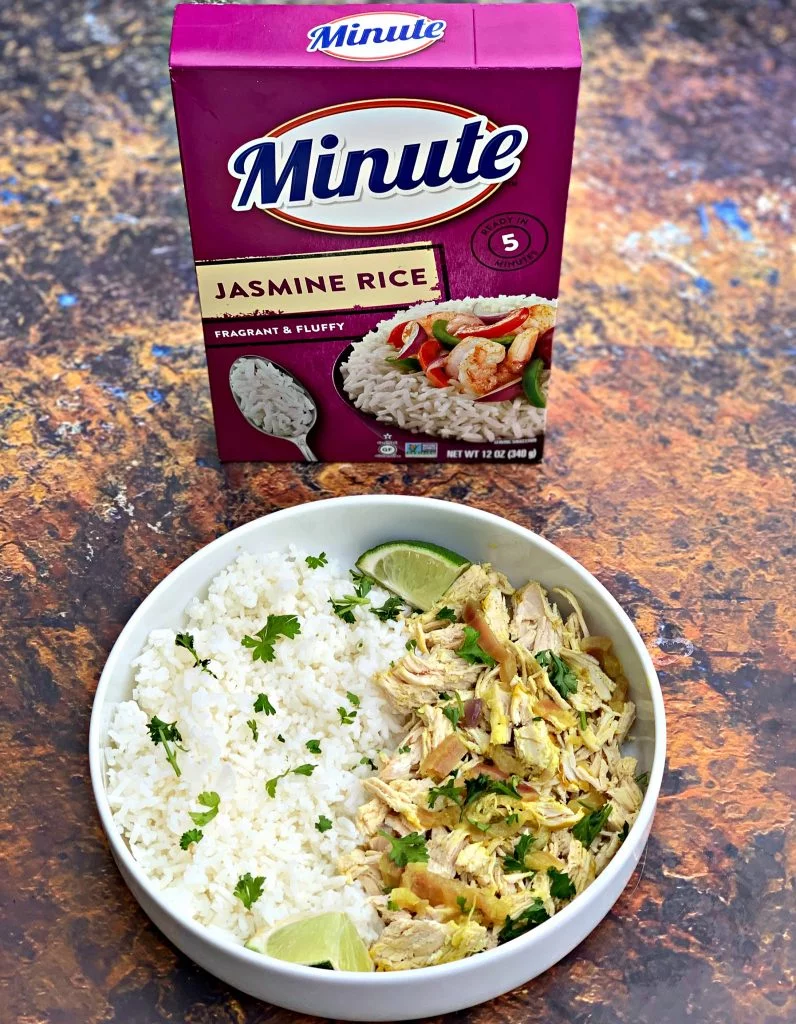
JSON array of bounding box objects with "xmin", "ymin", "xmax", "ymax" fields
[
  {"xmin": 246, "ymin": 911, "xmax": 373, "ymax": 972},
  {"xmin": 356, "ymin": 540, "xmax": 470, "ymax": 611}
]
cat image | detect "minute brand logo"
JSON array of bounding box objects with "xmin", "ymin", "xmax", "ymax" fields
[
  {"xmin": 227, "ymin": 100, "xmax": 528, "ymax": 236},
  {"xmin": 306, "ymin": 12, "xmax": 446, "ymax": 62}
]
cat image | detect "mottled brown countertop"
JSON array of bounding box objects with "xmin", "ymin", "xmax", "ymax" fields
[{"xmin": 1, "ymin": 0, "xmax": 794, "ymax": 1021}]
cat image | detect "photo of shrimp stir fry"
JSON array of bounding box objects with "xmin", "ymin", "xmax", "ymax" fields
[
  {"xmin": 384, "ymin": 305, "xmax": 554, "ymax": 406},
  {"xmin": 340, "ymin": 564, "xmax": 645, "ymax": 971}
]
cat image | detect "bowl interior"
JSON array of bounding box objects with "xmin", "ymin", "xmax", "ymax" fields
[{"xmin": 95, "ymin": 496, "xmax": 657, "ymax": 794}]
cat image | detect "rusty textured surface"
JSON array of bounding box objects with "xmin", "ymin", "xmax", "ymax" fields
[{"xmin": 1, "ymin": 0, "xmax": 794, "ymax": 1022}]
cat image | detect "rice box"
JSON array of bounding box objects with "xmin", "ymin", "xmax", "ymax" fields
[{"xmin": 170, "ymin": 3, "xmax": 581, "ymax": 462}]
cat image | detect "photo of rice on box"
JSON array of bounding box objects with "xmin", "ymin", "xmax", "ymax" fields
[
  {"xmin": 341, "ymin": 297, "xmax": 554, "ymax": 442},
  {"xmin": 229, "ymin": 357, "xmax": 318, "ymax": 461}
]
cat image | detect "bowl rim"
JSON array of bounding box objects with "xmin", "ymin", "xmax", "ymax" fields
[{"xmin": 89, "ymin": 494, "xmax": 666, "ymax": 986}]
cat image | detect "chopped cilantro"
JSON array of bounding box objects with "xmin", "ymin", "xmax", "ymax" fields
[
  {"xmin": 386, "ymin": 899, "xmax": 398, "ymax": 911},
  {"xmin": 505, "ymin": 812, "xmax": 520, "ymax": 826},
  {"xmin": 503, "ymin": 833, "xmax": 535, "ymax": 873},
  {"xmin": 428, "ymin": 773, "xmax": 465, "ymax": 811},
  {"xmin": 405, "ymin": 638, "xmax": 417, "ymax": 652},
  {"xmin": 337, "ymin": 706, "xmax": 357, "ymax": 725},
  {"xmin": 175, "ymin": 632, "xmax": 217, "ymax": 678},
  {"xmin": 438, "ymin": 691, "xmax": 451, "ymax": 701},
  {"xmin": 547, "ymin": 867, "xmax": 576, "ymax": 900},
  {"xmin": 635, "ymin": 771, "xmax": 650, "ymax": 791},
  {"xmin": 437, "ymin": 607, "xmax": 456, "ymax": 622},
  {"xmin": 572, "ymin": 803, "xmax": 612, "ymax": 849},
  {"xmin": 397, "ymin": 745, "xmax": 411, "ymax": 755},
  {"xmin": 146, "ymin": 715, "xmax": 186, "ymax": 777},
  {"xmin": 535, "ymin": 650, "xmax": 578, "ymax": 700},
  {"xmin": 246, "ymin": 719, "xmax": 258, "ymax": 741},
  {"xmin": 464, "ymin": 773, "xmax": 520, "ymax": 807},
  {"xmin": 359, "ymin": 756, "xmax": 377, "ymax": 770},
  {"xmin": 253, "ymin": 693, "xmax": 276, "ymax": 716},
  {"xmin": 456, "ymin": 895, "xmax": 471, "ymax": 913},
  {"xmin": 276, "ymin": 733, "xmax": 285, "ymax": 743},
  {"xmin": 241, "ymin": 615, "xmax": 301, "ymax": 662},
  {"xmin": 233, "ymin": 872, "xmax": 265, "ymax": 910},
  {"xmin": 350, "ymin": 569, "xmax": 373, "ymax": 598},
  {"xmin": 619, "ymin": 821, "xmax": 630, "ymax": 843},
  {"xmin": 346, "ymin": 691, "xmax": 361, "ymax": 707},
  {"xmin": 315, "ymin": 815, "xmax": 333, "ymax": 833},
  {"xmin": 329, "ymin": 592, "xmax": 370, "ymax": 623},
  {"xmin": 379, "ymin": 830, "xmax": 429, "ymax": 868},
  {"xmin": 457, "ymin": 626, "xmax": 497, "ymax": 667},
  {"xmin": 265, "ymin": 763, "xmax": 316, "ymax": 797},
  {"xmin": 305, "ymin": 552, "xmax": 328, "ymax": 569},
  {"xmin": 442, "ymin": 692, "xmax": 464, "ymax": 730},
  {"xmin": 188, "ymin": 791, "xmax": 220, "ymax": 827},
  {"xmin": 579, "ymin": 710, "xmax": 588, "ymax": 731},
  {"xmin": 179, "ymin": 828, "xmax": 203, "ymax": 849},
  {"xmin": 498, "ymin": 897, "xmax": 549, "ymax": 943},
  {"xmin": 372, "ymin": 595, "xmax": 404, "ymax": 621},
  {"xmin": 306, "ymin": 739, "xmax": 322, "ymax": 754}
]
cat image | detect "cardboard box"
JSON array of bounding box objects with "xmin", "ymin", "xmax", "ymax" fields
[{"xmin": 170, "ymin": 4, "xmax": 581, "ymax": 462}]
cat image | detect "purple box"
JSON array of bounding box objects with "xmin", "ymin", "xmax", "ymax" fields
[{"xmin": 170, "ymin": 4, "xmax": 581, "ymax": 463}]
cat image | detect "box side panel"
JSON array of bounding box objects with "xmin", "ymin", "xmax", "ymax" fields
[{"xmin": 475, "ymin": 3, "xmax": 581, "ymax": 68}]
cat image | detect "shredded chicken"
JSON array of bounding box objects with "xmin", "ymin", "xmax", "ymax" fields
[{"xmin": 346, "ymin": 564, "xmax": 644, "ymax": 971}]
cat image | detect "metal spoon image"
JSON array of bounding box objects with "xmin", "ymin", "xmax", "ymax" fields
[{"xmin": 228, "ymin": 355, "xmax": 318, "ymax": 462}]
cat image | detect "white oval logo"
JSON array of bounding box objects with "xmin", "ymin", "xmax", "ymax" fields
[
  {"xmin": 307, "ymin": 12, "xmax": 446, "ymax": 62},
  {"xmin": 228, "ymin": 100, "xmax": 529, "ymax": 236}
]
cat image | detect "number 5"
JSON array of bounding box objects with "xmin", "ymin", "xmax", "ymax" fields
[{"xmin": 501, "ymin": 232, "xmax": 519, "ymax": 252}]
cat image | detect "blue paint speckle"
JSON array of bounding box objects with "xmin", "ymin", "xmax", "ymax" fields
[
  {"xmin": 58, "ymin": 294, "xmax": 78, "ymax": 308},
  {"xmin": 694, "ymin": 277, "xmax": 713, "ymax": 294},
  {"xmin": 146, "ymin": 388, "xmax": 165, "ymax": 404},
  {"xmin": 712, "ymin": 200, "xmax": 753, "ymax": 242},
  {"xmin": 196, "ymin": 457, "xmax": 210, "ymax": 467},
  {"xmin": 103, "ymin": 385, "xmax": 127, "ymax": 399},
  {"xmin": 730, "ymin": 278, "xmax": 741, "ymax": 287},
  {"xmin": 766, "ymin": 269, "xmax": 779, "ymax": 286},
  {"xmin": 0, "ymin": 189, "xmax": 23, "ymax": 204},
  {"xmin": 151, "ymin": 344, "xmax": 172, "ymax": 357},
  {"xmin": 697, "ymin": 205, "xmax": 710, "ymax": 238}
]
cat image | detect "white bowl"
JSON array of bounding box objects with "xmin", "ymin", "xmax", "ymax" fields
[{"xmin": 89, "ymin": 495, "xmax": 665, "ymax": 1020}]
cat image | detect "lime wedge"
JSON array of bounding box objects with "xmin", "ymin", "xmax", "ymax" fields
[
  {"xmin": 246, "ymin": 911, "xmax": 373, "ymax": 972},
  {"xmin": 356, "ymin": 540, "xmax": 470, "ymax": 611}
]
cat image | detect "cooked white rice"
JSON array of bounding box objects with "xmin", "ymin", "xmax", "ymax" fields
[
  {"xmin": 230, "ymin": 358, "xmax": 315, "ymax": 437},
  {"xmin": 341, "ymin": 295, "xmax": 554, "ymax": 442},
  {"xmin": 104, "ymin": 547, "xmax": 408, "ymax": 946}
]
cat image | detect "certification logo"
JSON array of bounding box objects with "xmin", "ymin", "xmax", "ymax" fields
[{"xmin": 405, "ymin": 442, "xmax": 438, "ymax": 458}]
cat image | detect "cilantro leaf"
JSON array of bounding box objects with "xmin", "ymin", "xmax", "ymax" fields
[
  {"xmin": 337, "ymin": 706, "xmax": 357, "ymax": 725},
  {"xmin": 457, "ymin": 626, "xmax": 497, "ymax": 667},
  {"xmin": 572, "ymin": 803, "xmax": 612, "ymax": 849},
  {"xmin": 379, "ymin": 830, "xmax": 429, "ymax": 868},
  {"xmin": 635, "ymin": 771, "xmax": 650, "ymax": 791},
  {"xmin": 456, "ymin": 895, "xmax": 471, "ymax": 913},
  {"xmin": 579, "ymin": 710, "xmax": 588, "ymax": 731},
  {"xmin": 405, "ymin": 638, "xmax": 417, "ymax": 652},
  {"xmin": 276, "ymin": 733, "xmax": 285, "ymax": 743},
  {"xmin": 253, "ymin": 693, "xmax": 276, "ymax": 715},
  {"xmin": 265, "ymin": 763, "xmax": 315, "ymax": 797},
  {"xmin": 397, "ymin": 745, "xmax": 411, "ymax": 755},
  {"xmin": 442, "ymin": 692, "xmax": 464, "ymax": 730},
  {"xmin": 547, "ymin": 867, "xmax": 576, "ymax": 900},
  {"xmin": 188, "ymin": 791, "xmax": 220, "ymax": 827},
  {"xmin": 359, "ymin": 756, "xmax": 377, "ymax": 770},
  {"xmin": 498, "ymin": 897, "xmax": 550, "ymax": 943},
  {"xmin": 428, "ymin": 774, "xmax": 465, "ymax": 810},
  {"xmin": 246, "ymin": 719, "xmax": 258, "ymax": 741},
  {"xmin": 505, "ymin": 812, "xmax": 520, "ymax": 826},
  {"xmin": 146, "ymin": 715, "xmax": 185, "ymax": 777},
  {"xmin": 306, "ymin": 739, "xmax": 322, "ymax": 754},
  {"xmin": 233, "ymin": 872, "xmax": 265, "ymax": 910},
  {"xmin": 241, "ymin": 615, "xmax": 301, "ymax": 663},
  {"xmin": 372, "ymin": 596, "xmax": 404, "ymax": 622},
  {"xmin": 503, "ymin": 832, "xmax": 535, "ymax": 873},
  {"xmin": 179, "ymin": 828, "xmax": 203, "ymax": 849},
  {"xmin": 175, "ymin": 632, "xmax": 217, "ymax": 678},
  {"xmin": 346, "ymin": 691, "xmax": 361, "ymax": 707},
  {"xmin": 619, "ymin": 821, "xmax": 630, "ymax": 843},
  {"xmin": 350, "ymin": 569, "xmax": 373, "ymax": 599},
  {"xmin": 464, "ymin": 773, "xmax": 520, "ymax": 807},
  {"xmin": 535, "ymin": 650, "xmax": 578, "ymax": 700},
  {"xmin": 315, "ymin": 815, "xmax": 333, "ymax": 833},
  {"xmin": 329, "ymin": 595, "xmax": 369, "ymax": 623},
  {"xmin": 305, "ymin": 552, "xmax": 328, "ymax": 569},
  {"xmin": 437, "ymin": 607, "xmax": 456, "ymax": 622}
]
